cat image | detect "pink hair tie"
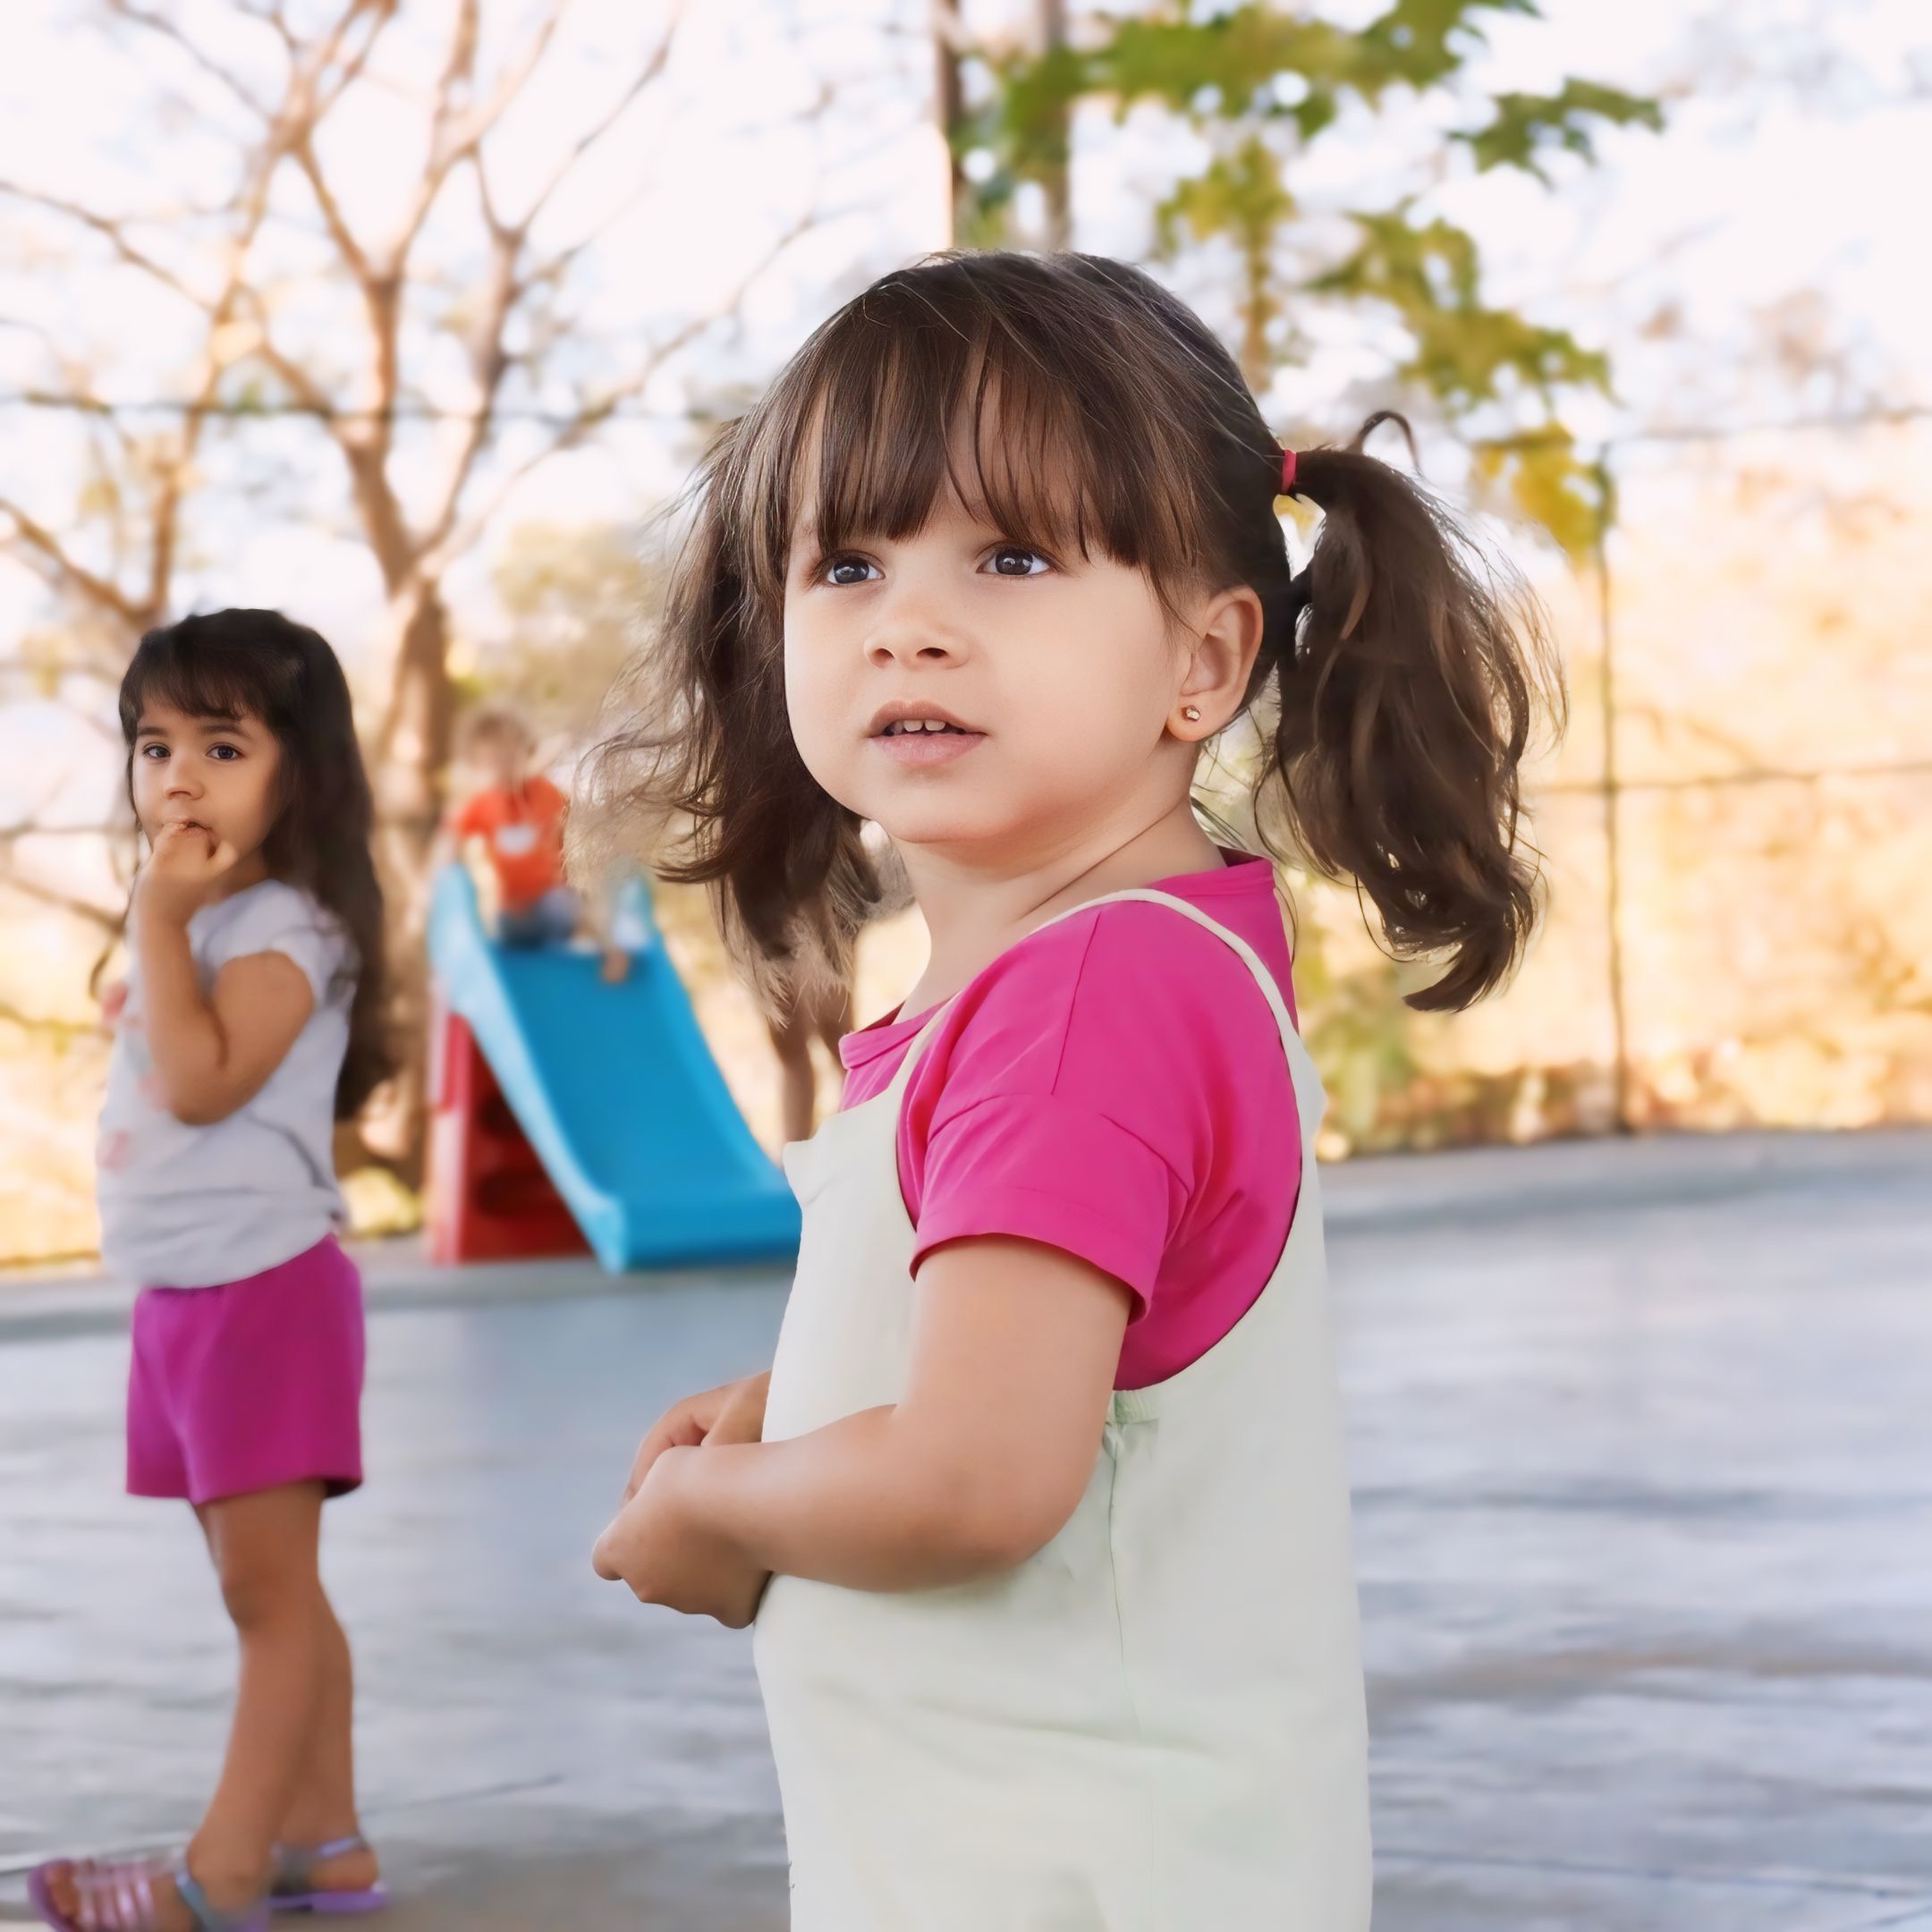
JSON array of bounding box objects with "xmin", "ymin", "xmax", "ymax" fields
[{"xmin": 1279, "ymin": 447, "xmax": 1299, "ymax": 496}]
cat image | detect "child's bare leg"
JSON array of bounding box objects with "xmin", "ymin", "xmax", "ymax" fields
[
  {"xmin": 189, "ymin": 1482, "xmax": 333, "ymax": 1906},
  {"xmin": 41, "ymin": 1483, "xmax": 333, "ymax": 1927},
  {"xmin": 275, "ymin": 1588, "xmax": 379, "ymax": 1892}
]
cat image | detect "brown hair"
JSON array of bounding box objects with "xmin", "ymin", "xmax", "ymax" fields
[
  {"xmin": 462, "ymin": 706, "xmax": 534, "ymax": 754},
  {"xmin": 120, "ymin": 610, "xmax": 393, "ymax": 1117},
  {"xmin": 581, "ymin": 250, "xmax": 1558, "ymax": 1013}
]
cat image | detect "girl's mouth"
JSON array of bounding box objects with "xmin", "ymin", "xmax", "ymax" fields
[{"xmin": 870, "ymin": 718, "xmax": 986, "ymax": 767}]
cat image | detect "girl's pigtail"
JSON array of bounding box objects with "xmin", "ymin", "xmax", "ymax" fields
[{"xmin": 1258, "ymin": 415, "xmax": 1557, "ymax": 1012}]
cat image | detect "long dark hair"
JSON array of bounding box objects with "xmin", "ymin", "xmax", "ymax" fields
[
  {"xmin": 582, "ymin": 250, "xmax": 1558, "ymax": 1013},
  {"xmin": 119, "ymin": 609, "xmax": 392, "ymax": 1115}
]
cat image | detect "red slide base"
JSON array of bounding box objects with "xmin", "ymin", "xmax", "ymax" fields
[{"xmin": 426, "ymin": 1003, "xmax": 589, "ymax": 1265}]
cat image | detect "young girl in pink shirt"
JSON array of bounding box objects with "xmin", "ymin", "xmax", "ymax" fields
[{"xmin": 586, "ymin": 250, "xmax": 1555, "ymax": 1928}]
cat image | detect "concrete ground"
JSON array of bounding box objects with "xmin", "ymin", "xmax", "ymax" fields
[{"xmin": 1, "ymin": 1127, "xmax": 1928, "ymax": 1929}]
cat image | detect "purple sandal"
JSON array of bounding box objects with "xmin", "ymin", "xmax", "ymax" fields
[
  {"xmin": 27, "ymin": 1855, "xmax": 267, "ymax": 1931},
  {"xmin": 267, "ymin": 1837, "xmax": 387, "ymax": 1917}
]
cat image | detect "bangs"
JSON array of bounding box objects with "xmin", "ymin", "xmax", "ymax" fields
[
  {"xmin": 119, "ymin": 619, "xmax": 296, "ymax": 741},
  {"xmin": 734, "ymin": 256, "xmax": 1222, "ymax": 612}
]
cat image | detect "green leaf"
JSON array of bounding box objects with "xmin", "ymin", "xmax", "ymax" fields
[
  {"xmin": 1356, "ymin": 0, "xmax": 1541, "ymax": 90},
  {"xmin": 1309, "ymin": 205, "xmax": 1609, "ymax": 411},
  {"xmin": 1456, "ymin": 79, "xmax": 1665, "ymax": 181},
  {"xmin": 948, "ymin": 3, "xmax": 1660, "ymax": 548},
  {"xmin": 1470, "ymin": 432, "xmax": 1610, "ymax": 560},
  {"xmin": 1154, "ymin": 136, "xmax": 1296, "ymax": 258}
]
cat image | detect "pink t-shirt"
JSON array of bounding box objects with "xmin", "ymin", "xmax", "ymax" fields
[{"xmin": 839, "ymin": 852, "xmax": 1302, "ymax": 1390}]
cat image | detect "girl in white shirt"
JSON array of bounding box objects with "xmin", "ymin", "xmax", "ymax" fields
[{"xmin": 34, "ymin": 610, "xmax": 392, "ymax": 1932}]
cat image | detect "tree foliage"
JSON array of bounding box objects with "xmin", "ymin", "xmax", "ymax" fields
[{"xmin": 953, "ymin": 1, "xmax": 1662, "ymax": 553}]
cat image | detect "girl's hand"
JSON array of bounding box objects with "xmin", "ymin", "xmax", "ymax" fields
[
  {"xmin": 621, "ymin": 1369, "xmax": 770, "ymax": 1503},
  {"xmin": 136, "ymin": 821, "xmax": 242, "ymax": 927},
  {"xmin": 593, "ymin": 1448, "xmax": 770, "ymax": 1628},
  {"xmin": 99, "ymin": 979, "xmax": 128, "ymax": 1027}
]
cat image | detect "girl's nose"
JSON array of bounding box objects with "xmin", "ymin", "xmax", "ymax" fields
[{"xmin": 864, "ymin": 600, "xmax": 966, "ymax": 669}]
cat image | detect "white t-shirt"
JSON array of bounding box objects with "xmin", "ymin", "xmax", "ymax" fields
[{"xmin": 97, "ymin": 878, "xmax": 354, "ymax": 1288}]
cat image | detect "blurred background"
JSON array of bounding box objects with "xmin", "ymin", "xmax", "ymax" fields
[{"xmin": 2, "ymin": 0, "xmax": 1928, "ymax": 1264}]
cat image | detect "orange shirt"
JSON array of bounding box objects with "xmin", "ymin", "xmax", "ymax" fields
[{"xmin": 451, "ymin": 776, "xmax": 568, "ymax": 910}]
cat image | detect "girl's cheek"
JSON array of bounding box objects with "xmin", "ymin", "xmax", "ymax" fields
[{"xmin": 784, "ymin": 653, "xmax": 843, "ymax": 745}]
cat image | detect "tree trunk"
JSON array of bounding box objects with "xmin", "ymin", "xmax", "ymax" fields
[
  {"xmin": 932, "ymin": 0, "xmax": 965, "ymax": 245},
  {"xmin": 1239, "ymin": 247, "xmax": 1271, "ymax": 394},
  {"xmin": 1038, "ymin": 0, "xmax": 1072, "ymax": 250},
  {"xmin": 360, "ymin": 581, "xmax": 456, "ymax": 1189}
]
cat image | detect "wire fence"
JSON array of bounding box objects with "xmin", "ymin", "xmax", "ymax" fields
[
  {"xmin": 3, "ymin": 398, "xmax": 1928, "ymax": 1261},
  {"xmin": 1496, "ymin": 411, "xmax": 1932, "ymax": 1144}
]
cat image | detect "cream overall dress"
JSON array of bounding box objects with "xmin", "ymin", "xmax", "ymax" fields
[{"xmin": 753, "ymin": 890, "xmax": 1371, "ymax": 1929}]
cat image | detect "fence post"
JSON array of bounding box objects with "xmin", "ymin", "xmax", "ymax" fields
[{"xmin": 1595, "ymin": 449, "xmax": 1632, "ymax": 1133}]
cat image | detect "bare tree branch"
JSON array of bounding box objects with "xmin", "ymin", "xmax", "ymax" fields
[
  {"xmin": 518, "ymin": 23, "xmax": 831, "ymax": 301},
  {"xmin": 288, "ymin": 0, "xmax": 402, "ymax": 279},
  {"xmin": 0, "ymin": 494, "xmax": 140, "ymax": 623},
  {"xmin": 104, "ymin": 0, "xmax": 274, "ymax": 120},
  {"xmin": 0, "ymin": 179, "xmax": 208, "ymax": 311},
  {"xmin": 234, "ymin": 0, "xmax": 297, "ymax": 44},
  {"xmin": 387, "ymin": 0, "xmax": 569, "ymax": 262},
  {"xmin": 229, "ymin": 290, "xmax": 343, "ymax": 426},
  {"xmin": 0, "ymin": 0, "xmax": 869, "ymax": 1177},
  {"xmin": 401, "ymin": 3, "xmax": 781, "ymax": 570},
  {"xmin": 0, "ymin": 320, "xmax": 145, "ymax": 486},
  {"xmin": 280, "ymin": 0, "xmax": 397, "ymax": 242},
  {"xmin": 414, "ymin": 216, "xmax": 521, "ymax": 555},
  {"xmin": 0, "ymin": 9, "xmax": 401, "ymax": 625},
  {"xmin": 440, "ymin": 1, "xmax": 567, "ymax": 174},
  {"xmin": 310, "ymin": 0, "xmax": 399, "ymax": 118},
  {"xmin": 418, "ymin": 204, "xmax": 814, "ymax": 585},
  {"xmin": 507, "ymin": 4, "xmax": 684, "ymax": 243},
  {"xmin": 275, "ymin": 12, "xmax": 423, "ymax": 574},
  {"xmin": 0, "ymin": 869, "xmax": 123, "ymax": 934},
  {"xmin": 292, "ymin": 134, "xmax": 377, "ymax": 283},
  {"xmin": 141, "ymin": 0, "xmax": 395, "ymax": 617},
  {"xmin": 516, "ymin": 173, "xmax": 657, "ymax": 297}
]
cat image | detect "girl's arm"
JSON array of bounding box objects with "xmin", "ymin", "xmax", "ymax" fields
[
  {"xmin": 595, "ymin": 1237, "xmax": 1130, "ymax": 1605},
  {"xmin": 135, "ymin": 829, "xmax": 315, "ymax": 1126}
]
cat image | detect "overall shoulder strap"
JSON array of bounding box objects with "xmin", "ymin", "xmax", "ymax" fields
[
  {"xmin": 882, "ymin": 884, "xmax": 1326, "ymax": 1139},
  {"xmin": 1047, "ymin": 887, "xmax": 1326, "ymax": 1142}
]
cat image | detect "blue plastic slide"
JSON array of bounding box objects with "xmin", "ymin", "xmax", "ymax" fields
[{"xmin": 428, "ymin": 863, "xmax": 801, "ymax": 1271}]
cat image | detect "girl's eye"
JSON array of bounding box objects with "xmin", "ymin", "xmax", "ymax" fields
[
  {"xmin": 812, "ymin": 545, "xmax": 1051, "ymax": 585},
  {"xmin": 208, "ymin": 744, "xmax": 241, "ymax": 761},
  {"xmin": 821, "ymin": 555, "xmax": 877, "ymax": 589},
  {"xmin": 138, "ymin": 743, "xmax": 167, "ymax": 759}
]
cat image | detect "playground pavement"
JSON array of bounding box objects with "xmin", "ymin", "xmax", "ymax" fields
[{"xmin": 2, "ymin": 1126, "xmax": 1928, "ymax": 1929}]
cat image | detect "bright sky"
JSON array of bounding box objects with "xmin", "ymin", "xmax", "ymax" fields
[{"xmin": 1, "ymin": 0, "xmax": 1927, "ymax": 846}]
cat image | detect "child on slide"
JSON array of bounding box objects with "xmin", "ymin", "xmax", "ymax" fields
[
  {"xmin": 33, "ymin": 611, "xmax": 391, "ymax": 1932},
  {"xmin": 445, "ymin": 707, "xmax": 631, "ymax": 981},
  {"xmin": 584, "ymin": 251, "xmax": 1557, "ymax": 1928}
]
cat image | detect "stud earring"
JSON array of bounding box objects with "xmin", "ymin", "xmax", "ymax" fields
[{"xmin": 1181, "ymin": 706, "xmax": 1202, "ymax": 723}]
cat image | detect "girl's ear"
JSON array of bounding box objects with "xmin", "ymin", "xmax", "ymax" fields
[{"xmin": 1174, "ymin": 584, "xmax": 1264, "ymax": 739}]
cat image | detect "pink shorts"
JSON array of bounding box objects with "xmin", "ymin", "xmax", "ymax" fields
[{"xmin": 126, "ymin": 1234, "xmax": 366, "ymax": 1505}]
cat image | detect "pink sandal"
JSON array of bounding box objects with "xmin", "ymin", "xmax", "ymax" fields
[
  {"xmin": 267, "ymin": 1836, "xmax": 387, "ymax": 1916},
  {"xmin": 27, "ymin": 1855, "xmax": 267, "ymax": 1931}
]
